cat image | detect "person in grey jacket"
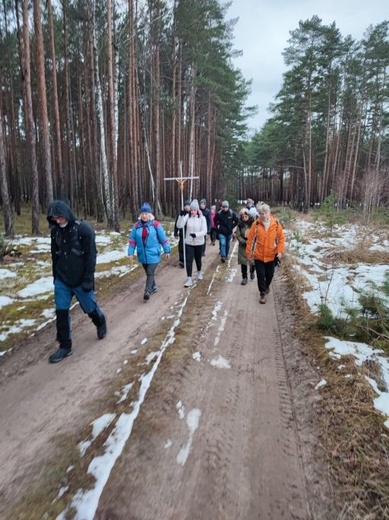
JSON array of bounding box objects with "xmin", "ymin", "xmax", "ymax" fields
[
  {"xmin": 47, "ymin": 200, "xmax": 107, "ymax": 363},
  {"xmin": 176, "ymin": 199, "xmax": 207, "ymax": 287}
]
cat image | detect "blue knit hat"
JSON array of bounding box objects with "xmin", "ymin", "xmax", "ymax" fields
[{"xmin": 140, "ymin": 202, "xmax": 152, "ymax": 213}]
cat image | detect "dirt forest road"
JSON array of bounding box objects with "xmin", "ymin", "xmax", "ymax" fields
[{"xmin": 0, "ymin": 241, "xmax": 332, "ymax": 519}]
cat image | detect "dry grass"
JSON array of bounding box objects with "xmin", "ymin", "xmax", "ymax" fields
[{"xmin": 283, "ymin": 256, "xmax": 389, "ymax": 519}]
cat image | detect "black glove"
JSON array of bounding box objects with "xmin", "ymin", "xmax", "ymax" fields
[
  {"xmin": 190, "ymin": 233, "xmax": 196, "ymax": 238},
  {"xmin": 180, "ymin": 210, "xmax": 187, "ymax": 216},
  {"xmin": 275, "ymin": 255, "xmax": 281, "ymax": 267},
  {"xmin": 82, "ymin": 280, "xmax": 94, "ymax": 292}
]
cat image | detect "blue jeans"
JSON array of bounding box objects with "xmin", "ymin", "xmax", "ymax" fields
[
  {"xmin": 219, "ymin": 234, "xmax": 232, "ymax": 258},
  {"xmin": 54, "ymin": 279, "xmax": 102, "ymax": 315},
  {"xmin": 54, "ymin": 279, "xmax": 104, "ymax": 346}
]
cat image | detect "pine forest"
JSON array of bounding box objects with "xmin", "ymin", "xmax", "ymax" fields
[{"xmin": 0, "ymin": 1, "xmax": 389, "ymax": 235}]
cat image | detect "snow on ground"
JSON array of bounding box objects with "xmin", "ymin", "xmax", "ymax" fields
[
  {"xmin": 288, "ymin": 217, "xmax": 389, "ymax": 429},
  {"xmin": 0, "ymin": 230, "xmax": 177, "ymax": 341},
  {"xmin": 1, "ymin": 215, "xmax": 389, "ymax": 519}
]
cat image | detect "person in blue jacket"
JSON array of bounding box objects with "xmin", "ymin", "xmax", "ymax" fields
[{"xmin": 128, "ymin": 203, "xmax": 171, "ymax": 300}]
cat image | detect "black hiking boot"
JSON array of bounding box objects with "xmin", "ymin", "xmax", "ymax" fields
[
  {"xmin": 88, "ymin": 310, "xmax": 107, "ymax": 339},
  {"xmin": 49, "ymin": 347, "xmax": 72, "ymax": 363},
  {"xmin": 241, "ymin": 278, "xmax": 248, "ymax": 285}
]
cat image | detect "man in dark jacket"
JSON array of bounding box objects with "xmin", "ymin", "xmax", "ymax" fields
[
  {"xmin": 47, "ymin": 200, "xmax": 107, "ymax": 363},
  {"xmin": 214, "ymin": 200, "xmax": 238, "ymax": 262}
]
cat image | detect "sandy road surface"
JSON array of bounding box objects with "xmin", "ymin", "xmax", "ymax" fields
[{"xmin": 0, "ymin": 242, "xmax": 329, "ymax": 519}]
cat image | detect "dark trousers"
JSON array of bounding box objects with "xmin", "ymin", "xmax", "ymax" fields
[
  {"xmin": 241, "ymin": 264, "xmax": 255, "ymax": 278},
  {"xmin": 142, "ymin": 263, "xmax": 158, "ymax": 292},
  {"xmin": 254, "ymin": 259, "xmax": 276, "ymax": 293},
  {"xmin": 210, "ymin": 228, "xmax": 218, "ymax": 244},
  {"xmin": 202, "ymin": 235, "xmax": 207, "ymax": 255},
  {"xmin": 185, "ymin": 244, "xmax": 203, "ymax": 277},
  {"xmin": 178, "ymin": 236, "xmax": 184, "ymax": 263}
]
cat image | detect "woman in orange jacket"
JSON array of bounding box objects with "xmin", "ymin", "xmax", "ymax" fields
[{"xmin": 246, "ymin": 203, "xmax": 285, "ymax": 304}]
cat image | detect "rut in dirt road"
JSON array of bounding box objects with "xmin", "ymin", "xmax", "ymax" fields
[
  {"xmin": 0, "ymin": 244, "xmax": 313, "ymax": 519},
  {"xmin": 95, "ymin": 246, "xmax": 311, "ymax": 520}
]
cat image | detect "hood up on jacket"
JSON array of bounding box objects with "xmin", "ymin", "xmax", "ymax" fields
[{"xmin": 47, "ymin": 200, "xmax": 76, "ymax": 225}]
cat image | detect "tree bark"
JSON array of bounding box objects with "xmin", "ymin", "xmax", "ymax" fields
[
  {"xmin": 20, "ymin": 0, "xmax": 40, "ymax": 233},
  {"xmin": 33, "ymin": 0, "xmax": 54, "ymax": 204},
  {"xmin": 0, "ymin": 75, "xmax": 14, "ymax": 237},
  {"xmin": 47, "ymin": 0, "xmax": 64, "ymax": 198}
]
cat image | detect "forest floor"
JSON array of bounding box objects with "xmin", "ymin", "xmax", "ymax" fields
[{"xmin": 0, "ymin": 242, "xmax": 337, "ymax": 519}]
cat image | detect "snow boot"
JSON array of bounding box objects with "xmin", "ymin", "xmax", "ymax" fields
[
  {"xmin": 88, "ymin": 310, "xmax": 107, "ymax": 339},
  {"xmin": 50, "ymin": 310, "xmax": 72, "ymax": 363},
  {"xmin": 197, "ymin": 271, "xmax": 203, "ymax": 280},
  {"xmin": 241, "ymin": 278, "xmax": 248, "ymax": 286},
  {"xmin": 260, "ymin": 292, "xmax": 266, "ymax": 304}
]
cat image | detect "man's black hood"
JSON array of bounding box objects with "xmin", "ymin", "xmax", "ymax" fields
[{"xmin": 47, "ymin": 200, "xmax": 76, "ymax": 224}]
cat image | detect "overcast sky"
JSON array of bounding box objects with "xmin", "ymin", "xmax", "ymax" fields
[{"xmin": 226, "ymin": 0, "xmax": 388, "ymax": 134}]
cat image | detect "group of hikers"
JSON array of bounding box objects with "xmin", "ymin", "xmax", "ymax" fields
[{"xmin": 46, "ymin": 197, "xmax": 284, "ymax": 363}]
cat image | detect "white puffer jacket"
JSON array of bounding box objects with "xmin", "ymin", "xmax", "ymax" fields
[{"xmin": 176, "ymin": 212, "xmax": 207, "ymax": 246}]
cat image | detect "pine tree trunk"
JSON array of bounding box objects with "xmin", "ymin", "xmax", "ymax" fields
[
  {"xmin": 107, "ymin": 0, "xmax": 119, "ymax": 230},
  {"xmin": 33, "ymin": 0, "xmax": 53, "ymax": 204},
  {"xmin": 188, "ymin": 65, "xmax": 197, "ymax": 200},
  {"xmin": 0, "ymin": 76, "xmax": 14, "ymax": 237},
  {"xmin": 20, "ymin": 0, "xmax": 40, "ymax": 234},
  {"xmin": 47, "ymin": 0, "xmax": 64, "ymax": 198},
  {"xmin": 127, "ymin": 0, "xmax": 140, "ymax": 216}
]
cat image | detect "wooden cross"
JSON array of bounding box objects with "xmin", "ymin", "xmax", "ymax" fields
[
  {"xmin": 164, "ymin": 162, "xmax": 199, "ymax": 268},
  {"xmin": 164, "ymin": 161, "xmax": 199, "ymax": 209}
]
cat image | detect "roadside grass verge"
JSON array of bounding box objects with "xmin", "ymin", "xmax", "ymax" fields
[{"xmin": 282, "ymin": 254, "xmax": 389, "ymax": 518}]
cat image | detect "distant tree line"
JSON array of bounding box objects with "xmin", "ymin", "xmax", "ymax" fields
[
  {"xmin": 238, "ymin": 16, "xmax": 389, "ymax": 215},
  {"xmin": 1, "ymin": 5, "xmax": 388, "ymax": 237}
]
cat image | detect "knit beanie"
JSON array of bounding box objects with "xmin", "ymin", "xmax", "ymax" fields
[
  {"xmin": 190, "ymin": 199, "xmax": 199, "ymax": 211},
  {"xmin": 200, "ymin": 199, "xmax": 206, "ymax": 205},
  {"xmin": 140, "ymin": 202, "xmax": 152, "ymax": 213},
  {"xmin": 184, "ymin": 199, "xmax": 191, "ymax": 206},
  {"xmin": 222, "ymin": 200, "xmax": 229, "ymax": 208}
]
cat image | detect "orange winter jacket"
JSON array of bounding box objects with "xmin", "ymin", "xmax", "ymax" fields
[{"xmin": 246, "ymin": 215, "xmax": 285, "ymax": 263}]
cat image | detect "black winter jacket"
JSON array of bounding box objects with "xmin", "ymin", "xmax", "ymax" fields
[
  {"xmin": 47, "ymin": 200, "xmax": 97, "ymax": 288},
  {"xmin": 214, "ymin": 209, "xmax": 238, "ymax": 236}
]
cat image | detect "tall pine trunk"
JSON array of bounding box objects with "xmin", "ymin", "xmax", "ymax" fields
[
  {"xmin": 19, "ymin": 0, "xmax": 40, "ymax": 233},
  {"xmin": 0, "ymin": 76, "xmax": 14, "ymax": 237},
  {"xmin": 47, "ymin": 0, "xmax": 64, "ymax": 198},
  {"xmin": 33, "ymin": 0, "xmax": 53, "ymax": 204}
]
